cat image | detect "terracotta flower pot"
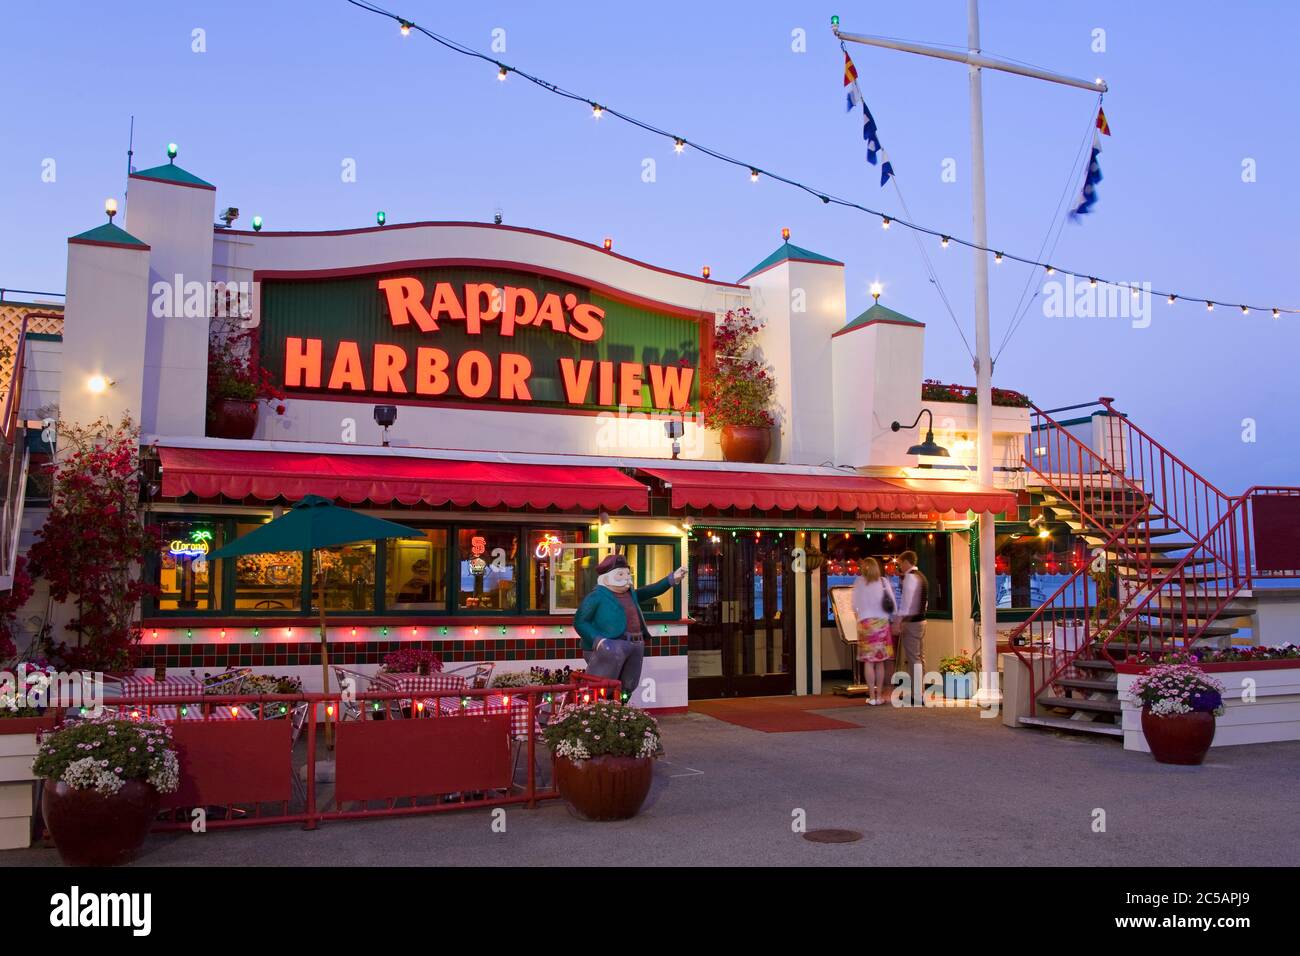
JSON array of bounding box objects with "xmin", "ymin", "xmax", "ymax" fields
[
  {"xmin": 41, "ymin": 779, "xmax": 159, "ymax": 866},
  {"xmin": 207, "ymin": 397, "xmax": 259, "ymax": 439},
  {"xmin": 1140, "ymin": 709, "xmax": 1216, "ymax": 765},
  {"xmin": 720, "ymin": 425, "xmax": 772, "ymax": 463},
  {"xmin": 554, "ymin": 754, "xmax": 653, "ymax": 821}
]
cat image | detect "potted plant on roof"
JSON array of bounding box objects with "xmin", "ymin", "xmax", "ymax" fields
[
  {"xmin": 702, "ymin": 307, "xmax": 777, "ymax": 463},
  {"xmin": 33, "ymin": 714, "xmax": 180, "ymax": 865},
  {"xmin": 1127, "ymin": 663, "xmax": 1224, "ymax": 765},
  {"xmin": 544, "ymin": 697, "xmax": 661, "ymax": 820},
  {"xmin": 207, "ymin": 317, "xmax": 286, "ymax": 440}
]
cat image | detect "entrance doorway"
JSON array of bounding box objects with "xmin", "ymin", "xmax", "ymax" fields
[{"xmin": 688, "ymin": 532, "xmax": 796, "ymax": 698}]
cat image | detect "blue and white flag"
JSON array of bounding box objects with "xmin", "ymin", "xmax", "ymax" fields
[
  {"xmin": 844, "ymin": 50, "xmax": 894, "ymax": 187},
  {"xmin": 1070, "ymin": 108, "xmax": 1110, "ymax": 218}
]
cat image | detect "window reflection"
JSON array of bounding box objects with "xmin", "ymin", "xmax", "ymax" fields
[
  {"xmin": 156, "ymin": 519, "xmax": 221, "ymax": 611},
  {"xmin": 385, "ymin": 529, "xmax": 448, "ymax": 610},
  {"xmin": 527, "ymin": 529, "xmax": 583, "ymax": 611},
  {"xmin": 232, "ymin": 521, "xmax": 303, "ymax": 611},
  {"xmin": 317, "ymin": 541, "xmax": 376, "ymax": 611}
]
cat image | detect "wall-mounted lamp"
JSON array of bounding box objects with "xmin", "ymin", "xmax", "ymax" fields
[
  {"xmin": 373, "ymin": 404, "xmax": 397, "ymax": 446},
  {"xmin": 664, "ymin": 417, "xmax": 684, "ymax": 459},
  {"xmin": 598, "ymin": 509, "xmax": 611, "ymax": 527},
  {"xmin": 891, "ymin": 408, "xmax": 950, "ymax": 458},
  {"xmin": 87, "ymin": 374, "xmax": 115, "ymax": 394}
]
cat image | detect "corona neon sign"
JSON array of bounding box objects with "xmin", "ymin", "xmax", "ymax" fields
[{"xmin": 169, "ymin": 529, "xmax": 212, "ymax": 559}]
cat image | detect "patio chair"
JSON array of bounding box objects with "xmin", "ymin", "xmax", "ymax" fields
[
  {"xmin": 443, "ymin": 661, "xmax": 495, "ymax": 689},
  {"xmin": 333, "ymin": 666, "xmax": 391, "ymax": 720}
]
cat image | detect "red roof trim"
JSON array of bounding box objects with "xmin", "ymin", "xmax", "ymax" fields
[
  {"xmin": 253, "ymin": 258, "xmax": 716, "ymax": 322},
  {"xmin": 218, "ymin": 220, "xmax": 748, "ymax": 289},
  {"xmin": 158, "ymin": 447, "xmax": 649, "ymax": 513},
  {"xmin": 831, "ymin": 317, "xmax": 926, "ymax": 338},
  {"xmin": 67, "ymin": 237, "xmax": 151, "ymax": 252},
  {"xmin": 129, "ymin": 172, "xmax": 217, "ymax": 192},
  {"xmin": 638, "ymin": 467, "xmax": 1015, "ymax": 515}
]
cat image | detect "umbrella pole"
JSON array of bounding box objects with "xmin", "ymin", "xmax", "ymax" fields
[{"xmin": 319, "ymin": 552, "xmax": 333, "ymax": 750}]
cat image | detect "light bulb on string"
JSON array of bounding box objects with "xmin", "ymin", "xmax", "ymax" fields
[
  {"xmin": 591, "ymin": 103, "xmax": 603, "ymax": 119},
  {"xmin": 1089, "ymin": 277, "xmax": 1098, "ymax": 287},
  {"xmin": 1168, "ymin": 294, "xmax": 1177, "ymax": 305},
  {"xmin": 673, "ymin": 138, "xmax": 685, "ymax": 154},
  {"xmin": 881, "ymin": 216, "xmax": 890, "ymax": 230},
  {"xmin": 399, "ymin": 20, "xmax": 412, "ymax": 36},
  {"xmin": 1274, "ymin": 308, "xmax": 1281, "ymax": 319},
  {"xmin": 1206, "ymin": 301, "xmax": 1214, "ymax": 312},
  {"xmin": 749, "ymin": 168, "xmax": 760, "ymax": 183},
  {"xmin": 1044, "ymin": 265, "xmax": 1054, "ymax": 275},
  {"xmin": 497, "ymin": 65, "xmax": 508, "ymax": 81},
  {"xmin": 940, "ymin": 236, "xmax": 949, "ymax": 249},
  {"xmin": 994, "ymin": 251, "xmax": 1003, "ymax": 264},
  {"xmin": 1240, "ymin": 305, "xmax": 1249, "ymax": 315}
]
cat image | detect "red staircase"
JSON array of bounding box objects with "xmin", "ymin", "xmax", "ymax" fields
[{"xmin": 1009, "ymin": 397, "xmax": 1298, "ymax": 737}]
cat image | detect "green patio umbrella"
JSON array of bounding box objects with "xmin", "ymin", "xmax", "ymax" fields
[{"xmin": 207, "ymin": 495, "xmax": 423, "ymax": 744}]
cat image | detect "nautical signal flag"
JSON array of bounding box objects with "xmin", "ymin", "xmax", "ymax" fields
[
  {"xmin": 1071, "ymin": 105, "xmax": 1110, "ymax": 218},
  {"xmin": 842, "ymin": 48, "xmax": 894, "ymax": 187}
]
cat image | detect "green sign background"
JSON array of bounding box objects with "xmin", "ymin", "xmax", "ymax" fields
[{"xmin": 259, "ymin": 266, "xmax": 702, "ymax": 412}]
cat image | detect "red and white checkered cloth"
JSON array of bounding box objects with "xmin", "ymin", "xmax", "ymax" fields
[
  {"xmin": 114, "ymin": 703, "xmax": 256, "ymax": 721},
  {"xmin": 116, "ymin": 675, "xmax": 204, "ymax": 700},
  {"xmin": 424, "ymin": 693, "xmax": 534, "ymax": 738},
  {"xmin": 372, "ymin": 671, "xmax": 467, "ymax": 694}
]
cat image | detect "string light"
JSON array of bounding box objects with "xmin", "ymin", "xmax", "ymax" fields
[
  {"xmin": 497, "ymin": 65, "xmax": 508, "ymax": 81},
  {"xmin": 1240, "ymin": 305, "xmax": 1249, "ymax": 315},
  {"xmin": 994, "ymin": 251, "xmax": 1003, "ymax": 264},
  {"xmin": 343, "ymin": 0, "xmax": 1298, "ymax": 320},
  {"xmin": 1206, "ymin": 301, "xmax": 1214, "ymax": 311},
  {"xmin": 1168, "ymin": 294, "xmax": 1176, "ymax": 304},
  {"xmin": 881, "ymin": 215, "xmax": 891, "ymax": 229},
  {"xmin": 1044, "ymin": 265, "xmax": 1054, "ymax": 275}
]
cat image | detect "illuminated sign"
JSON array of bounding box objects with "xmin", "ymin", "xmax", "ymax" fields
[
  {"xmin": 260, "ymin": 266, "xmax": 703, "ymax": 413},
  {"xmin": 534, "ymin": 534, "xmax": 564, "ymax": 560},
  {"xmin": 169, "ymin": 529, "xmax": 212, "ymax": 559}
]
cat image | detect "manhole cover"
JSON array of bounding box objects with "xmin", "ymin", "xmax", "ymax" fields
[{"xmin": 803, "ymin": 828, "xmax": 864, "ymax": 844}]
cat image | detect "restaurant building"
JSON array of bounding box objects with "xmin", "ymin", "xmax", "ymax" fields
[{"xmin": 11, "ymin": 151, "xmax": 1043, "ymax": 712}]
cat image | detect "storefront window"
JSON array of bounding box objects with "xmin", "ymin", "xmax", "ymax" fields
[
  {"xmin": 316, "ymin": 542, "xmax": 376, "ymax": 611},
  {"xmin": 611, "ymin": 536, "xmax": 681, "ymax": 617},
  {"xmin": 155, "ymin": 519, "xmax": 222, "ymax": 611},
  {"xmin": 995, "ymin": 531, "xmax": 1090, "ymax": 610},
  {"xmin": 232, "ymin": 521, "xmax": 303, "ymax": 611},
  {"xmin": 385, "ymin": 529, "xmax": 449, "ymax": 610},
  {"xmin": 457, "ymin": 527, "xmax": 518, "ymax": 611},
  {"xmin": 821, "ymin": 531, "xmax": 951, "ymax": 625},
  {"xmin": 526, "ymin": 528, "xmax": 585, "ymax": 610}
]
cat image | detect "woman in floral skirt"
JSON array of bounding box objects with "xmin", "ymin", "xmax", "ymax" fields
[{"xmin": 852, "ymin": 557, "xmax": 896, "ymax": 705}]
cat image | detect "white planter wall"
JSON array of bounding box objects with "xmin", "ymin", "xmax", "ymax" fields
[
  {"xmin": 0, "ymin": 732, "xmax": 43, "ymax": 849},
  {"xmin": 1117, "ymin": 667, "xmax": 1300, "ymax": 752}
]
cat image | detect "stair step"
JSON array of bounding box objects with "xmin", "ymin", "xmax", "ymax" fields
[
  {"xmin": 1077, "ymin": 526, "xmax": 1184, "ymax": 539},
  {"xmin": 1073, "ymin": 658, "xmax": 1116, "ymax": 672},
  {"xmin": 1039, "ymin": 694, "xmax": 1122, "ymax": 715},
  {"xmin": 1018, "ymin": 715, "xmax": 1124, "ymax": 738},
  {"xmin": 1101, "ymin": 540, "xmax": 1196, "ymax": 554},
  {"xmin": 1057, "ymin": 676, "xmax": 1118, "ymax": 692},
  {"xmin": 1143, "ymin": 603, "xmax": 1254, "ymax": 618}
]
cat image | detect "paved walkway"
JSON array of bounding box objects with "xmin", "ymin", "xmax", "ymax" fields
[{"xmin": 5, "ymin": 702, "xmax": 1298, "ymax": 867}]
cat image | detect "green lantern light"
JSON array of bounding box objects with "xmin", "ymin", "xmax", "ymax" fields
[
  {"xmin": 166, "ymin": 142, "xmax": 178, "ymax": 162},
  {"xmin": 831, "ymin": 15, "xmax": 840, "ymax": 28},
  {"xmin": 252, "ymin": 215, "xmax": 263, "ymax": 232},
  {"xmin": 376, "ymin": 210, "xmax": 387, "ymax": 226}
]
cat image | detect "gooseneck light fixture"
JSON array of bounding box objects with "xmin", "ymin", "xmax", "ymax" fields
[{"xmin": 891, "ymin": 408, "xmax": 950, "ymax": 458}]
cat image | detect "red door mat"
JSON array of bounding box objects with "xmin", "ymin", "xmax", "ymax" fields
[{"xmin": 688, "ymin": 695, "xmax": 863, "ymax": 733}]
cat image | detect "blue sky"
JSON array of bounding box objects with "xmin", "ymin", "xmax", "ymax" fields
[{"xmin": 2, "ymin": 1, "xmax": 1297, "ymax": 490}]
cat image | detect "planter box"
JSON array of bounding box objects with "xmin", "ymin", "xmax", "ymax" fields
[
  {"xmin": 0, "ymin": 717, "xmax": 56, "ymax": 850},
  {"xmin": 1116, "ymin": 661, "xmax": 1300, "ymax": 753}
]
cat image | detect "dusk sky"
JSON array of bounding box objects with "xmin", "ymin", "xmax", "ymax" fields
[{"xmin": 3, "ymin": 1, "xmax": 1297, "ymax": 490}]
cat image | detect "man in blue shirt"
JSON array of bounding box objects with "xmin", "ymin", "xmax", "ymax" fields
[{"xmin": 575, "ymin": 553, "xmax": 685, "ymax": 703}]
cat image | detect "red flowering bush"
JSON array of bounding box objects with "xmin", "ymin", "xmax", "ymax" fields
[
  {"xmin": 208, "ymin": 318, "xmax": 286, "ymax": 416},
  {"xmin": 921, "ymin": 379, "xmax": 1030, "ymax": 408},
  {"xmin": 0, "ymin": 555, "xmax": 34, "ymax": 661},
  {"xmin": 27, "ymin": 417, "xmax": 161, "ymax": 671},
  {"xmin": 700, "ymin": 308, "xmax": 777, "ymax": 428}
]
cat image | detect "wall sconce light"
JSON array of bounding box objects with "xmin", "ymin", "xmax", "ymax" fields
[
  {"xmin": 891, "ymin": 408, "xmax": 950, "ymax": 458},
  {"xmin": 87, "ymin": 374, "xmax": 115, "ymax": 394},
  {"xmin": 373, "ymin": 404, "xmax": 397, "ymax": 446},
  {"xmin": 598, "ymin": 509, "xmax": 611, "ymax": 527},
  {"xmin": 664, "ymin": 417, "xmax": 684, "ymax": 459}
]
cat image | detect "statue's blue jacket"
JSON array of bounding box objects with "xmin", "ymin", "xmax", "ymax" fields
[{"xmin": 573, "ymin": 576, "xmax": 675, "ymax": 652}]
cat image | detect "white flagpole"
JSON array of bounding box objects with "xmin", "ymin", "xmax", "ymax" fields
[{"xmin": 835, "ymin": 2, "xmax": 1106, "ymax": 705}]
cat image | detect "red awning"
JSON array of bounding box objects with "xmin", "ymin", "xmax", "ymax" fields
[
  {"xmin": 159, "ymin": 446, "xmax": 648, "ymax": 512},
  {"xmin": 638, "ymin": 467, "xmax": 1016, "ymax": 515}
]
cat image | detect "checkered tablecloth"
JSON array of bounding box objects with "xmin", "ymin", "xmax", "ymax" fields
[
  {"xmin": 114, "ymin": 703, "xmax": 256, "ymax": 721},
  {"xmin": 116, "ymin": 675, "xmax": 205, "ymax": 700},
  {"xmin": 425, "ymin": 693, "xmax": 534, "ymax": 738},
  {"xmin": 371, "ymin": 672, "xmax": 467, "ymax": 694}
]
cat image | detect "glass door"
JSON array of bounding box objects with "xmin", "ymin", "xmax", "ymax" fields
[{"xmin": 689, "ymin": 532, "xmax": 795, "ymax": 698}]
